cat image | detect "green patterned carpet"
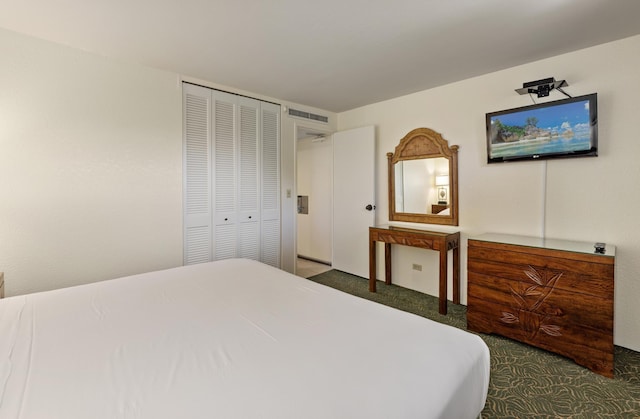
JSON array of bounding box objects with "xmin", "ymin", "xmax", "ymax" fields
[{"xmin": 308, "ymin": 270, "xmax": 640, "ymax": 419}]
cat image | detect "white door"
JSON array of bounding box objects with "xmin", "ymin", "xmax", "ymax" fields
[
  {"xmin": 212, "ymin": 92, "xmax": 239, "ymax": 260},
  {"xmin": 183, "ymin": 84, "xmax": 213, "ymax": 265},
  {"xmin": 236, "ymin": 97, "xmax": 260, "ymax": 260},
  {"xmin": 332, "ymin": 126, "xmax": 375, "ymax": 277},
  {"xmin": 260, "ymin": 103, "xmax": 281, "ymax": 268}
]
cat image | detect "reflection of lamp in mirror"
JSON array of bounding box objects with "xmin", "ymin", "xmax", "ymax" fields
[{"xmin": 435, "ymin": 175, "xmax": 449, "ymax": 204}]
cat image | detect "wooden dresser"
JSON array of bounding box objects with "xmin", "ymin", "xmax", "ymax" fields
[{"xmin": 467, "ymin": 233, "xmax": 615, "ymax": 377}]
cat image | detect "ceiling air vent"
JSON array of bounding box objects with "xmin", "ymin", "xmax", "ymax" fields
[{"xmin": 288, "ymin": 108, "xmax": 329, "ymax": 123}]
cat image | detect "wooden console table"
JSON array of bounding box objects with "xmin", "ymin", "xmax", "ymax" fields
[
  {"xmin": 369, "ymin": 225, "xmax": 460, "ymax": 315},
  {"xmin": 467, "ymin": 233, "xmax": 615, "ymax": 377}
]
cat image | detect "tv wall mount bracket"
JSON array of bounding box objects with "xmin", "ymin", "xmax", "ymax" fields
[{"xmin": 515, "ymin": 77, "xmax": 571, "ymax": 98}]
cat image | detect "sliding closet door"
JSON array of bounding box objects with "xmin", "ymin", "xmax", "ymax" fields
[
  {"xmin": 212, "ymin": 92, "xmax": 238, "ymax": 260},
  {"xmin": 183, "ymin": 83, "xmax": 281, "ymax": 267},
  {"xmin": 183, "ymin": 84, "xmax": 212, "ymax": 264},
  {"xmin": 260, "ymin": 103, "xmax": 281, "ymax": 267},
  {"xmin": 237, "ymin": 97, "xmax": 260, "ymax": 260}
]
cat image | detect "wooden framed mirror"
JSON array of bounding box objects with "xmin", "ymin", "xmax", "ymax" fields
[{"xmin": 388, "ymin": 128, "xmax": 459, "ymax": 226}]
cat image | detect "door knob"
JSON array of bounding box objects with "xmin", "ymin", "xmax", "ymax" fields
[{"xmin": 365, "ymin": 204, "xmax": 376, "ymax": 211}]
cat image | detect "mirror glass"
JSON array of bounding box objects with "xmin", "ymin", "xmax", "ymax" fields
[
  {"xmin": 394, "ymin": 158, "xmax": 449, "ymax": 214},
  {"xmin": 388, "ymin": 128, "xmax": 459, "ymax": 226}
]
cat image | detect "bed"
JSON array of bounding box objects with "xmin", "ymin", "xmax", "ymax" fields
[{"xmin": 0, "ymin": 258, "xmax": 489, "ymax": 418}]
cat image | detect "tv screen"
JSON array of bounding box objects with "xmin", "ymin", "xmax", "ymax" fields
[{"xmin": 486, "ymin": 93, "xmax": 598, "ymax": 163}]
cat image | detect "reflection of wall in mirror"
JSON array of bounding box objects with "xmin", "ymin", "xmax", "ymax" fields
[
  {"xmin": 402, "ymin": 159, "xmax": 431, "ymax": 213},
  {"xmin": 394, "ymin": 162, "xmax": 404, "ymax": 211}
]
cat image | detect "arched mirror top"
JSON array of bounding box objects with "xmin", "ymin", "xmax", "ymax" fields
[
  {"xmin": 388, "ymin": 128, "xmax": 459, "ymax": 226},
  {"xmin": 390, "ymin": 128, "xmax": 459, "ymax": 163}
]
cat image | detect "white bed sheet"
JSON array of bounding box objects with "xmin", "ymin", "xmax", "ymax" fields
[{"xmin": 0, "ymin": 259, "xmax": 489, "ymax": 419}]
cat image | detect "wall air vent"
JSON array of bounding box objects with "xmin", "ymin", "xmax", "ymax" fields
[{"xmin": 288, "ymin": 108, "xmax": 329, "ymax": 123}]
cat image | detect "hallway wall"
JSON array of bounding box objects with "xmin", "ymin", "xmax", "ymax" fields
[{"xmin": 296, "ymin": 137, "xmax": 332, "ymax": 263}]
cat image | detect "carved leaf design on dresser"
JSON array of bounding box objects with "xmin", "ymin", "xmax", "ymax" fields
[{"xmin": 500, "ymin": 265, "xmax": 564, "ymax": 339}]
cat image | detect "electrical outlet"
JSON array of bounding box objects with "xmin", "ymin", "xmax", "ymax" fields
[{"xmin": 412, "ymin": 263, "xmax": 422, "ymax": 271}]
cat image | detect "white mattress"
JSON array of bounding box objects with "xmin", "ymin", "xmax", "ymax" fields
[{"xmin": 0, "ymin": 259, "xmax": 489, "ymax": 419}]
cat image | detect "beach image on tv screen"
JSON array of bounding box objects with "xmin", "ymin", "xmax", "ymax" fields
[{"xmin": 489, "ymin": 99, "xmax": 592, "ymax": 159}]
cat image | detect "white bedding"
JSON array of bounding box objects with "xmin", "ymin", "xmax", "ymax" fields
[{"xmin": 0, "ymin": 259, "xmax": 489, "ymax": 419}]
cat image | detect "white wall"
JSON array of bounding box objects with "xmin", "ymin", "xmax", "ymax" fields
[
  {"xmin": 296, "ymin": 137, "xmax": 332, "ymax": 263},
  {"xmin": 337, "ymin": 35, "xmax": 640, "ymax": 351},
  {"xmin": 0, "ymin": 28, "xmax": 183, "ymax": 296},
  {"xmin": 0, "ymin": 27, "xmax": 338, "ymax": 295}
]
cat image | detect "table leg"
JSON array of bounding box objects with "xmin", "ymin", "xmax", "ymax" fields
[
  {"xmin": 439, "ymin": 248, "xmax": 448, "ymax": 315},
  {"xmin": 453, "ymin": 245, "xmax": 460, "ymax": 305},
  {"xmin": 369, "ymin": 238, "xmax": 377, "ymax": 292},
  {"xmin": 384, "ymin": 243, "xmax": 392, "ymax": 285}
]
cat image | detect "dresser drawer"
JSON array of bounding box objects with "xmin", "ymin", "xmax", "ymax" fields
[
  {"xmin": 468, "ymin": 270, "xmax": 613, "ymax": 328},
  {"xmin": 375, "ymin": 232, "xmax": 435, "ymax": 248},
  {"xmin": 467, "ymin": 246, "xmax": 614, "ymax": 299}
]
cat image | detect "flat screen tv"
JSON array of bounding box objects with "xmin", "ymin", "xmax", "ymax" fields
[{"xmin": 486, "ymin": 93, "xmax": 597, "ymax": 163}]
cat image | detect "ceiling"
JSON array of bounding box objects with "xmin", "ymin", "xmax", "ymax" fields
[{"xmin": 2, "ymin": 0, "xmax": 640, "ymax": 113}]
